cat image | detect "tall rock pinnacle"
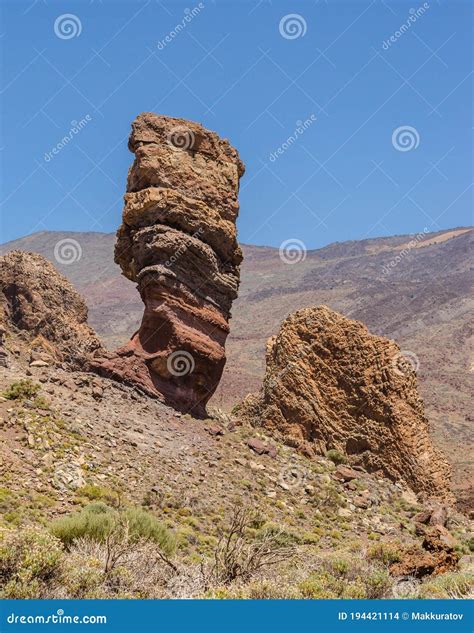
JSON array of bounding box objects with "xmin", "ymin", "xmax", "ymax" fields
[{"xmin": 93, "ymin": 113, "xmax": 245, "ymax": 417}]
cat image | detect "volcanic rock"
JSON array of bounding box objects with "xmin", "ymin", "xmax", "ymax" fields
[
  {"xmin": 391, "ymin": 526, "xmax": 459, "ymax": 578},
  {"xmin": 334, "ymin": 465, "xmax": 360, "ymax": 482},
  {"xmin": 247, "ymin": 437, "xmax": 279, "ymax": 457},
  {"xmin": 240, "ymin": 305, "xmax": 453, "ymax": 502},
  {"xmin": 429, "ymin": 505, "xmax": 448, "ymax": 527},
  {"xmin": 0, "ymin": 251, "xmax": 102, "ymax": 367},
  {"xmin": 92, "ymin": 113, "xmax": 245, "ymax": 416},
  {"xmin": 247, "ymin": 438, "xmax": 268, "ymax": 455}
]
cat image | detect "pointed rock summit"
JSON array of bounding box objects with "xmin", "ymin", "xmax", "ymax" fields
[
  {"xmin": 240, "ymin": 305, "xmax": 453, "ymax": 502},
  {"xmin": 93, "ymin": 113, "xmax": 245, "ymax": 416}
]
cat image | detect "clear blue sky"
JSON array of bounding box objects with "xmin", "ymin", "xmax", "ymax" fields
[{"xmin": 0, "ymin": 0, "xmax": 472, "ymax": 248}]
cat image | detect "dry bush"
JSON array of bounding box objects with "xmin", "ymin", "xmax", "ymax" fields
[
  {"xmin": 202, "ymin": 506, "xmax": 297, "ymax": 589},
  {"xmin": 59, "ymin": 537, "xmax": 178, "ymax": 598}
]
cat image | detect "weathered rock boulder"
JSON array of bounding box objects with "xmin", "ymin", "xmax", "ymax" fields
[
  {"xmin": 391, "ymin": 526, "xmax": 459, "ymax": 578},
  {"xmin": 0, "ymin": 251, "xmax": 103, "ymax": 366},
  {"xmin": 240, "ymin": 305, "xmax": 453, "ymax": 502},
  {"xmin": 93, "ymin": 113, "xmax": 245, "ymax": 417}
]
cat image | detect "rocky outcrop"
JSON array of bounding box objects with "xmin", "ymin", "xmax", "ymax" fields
[
  {"xmin": 0, "ymin": 251, "xmax": 103, "ymax": 367},
  {"xmin": 391, "ymin": 526, "xmax": 459, "ymax": 578},
  {"xmin": 93, "ymin": 113, "xmax": 245, "ymax": 416},
  {"xmin": 240, "ymin": 305, "xmax": 453, "ymax": 502}
]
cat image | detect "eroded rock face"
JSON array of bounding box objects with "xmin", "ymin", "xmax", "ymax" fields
[
  {"xmin": 0, "ymin": 251, "xmax": 103, "ymax": 366},
  {"xmin": 240, "ymin": 305, "xmax": 453, "ymax": 502},
  {"xmin": 93, "ymin": 113, "xmax": 245, "ymax": 417}
]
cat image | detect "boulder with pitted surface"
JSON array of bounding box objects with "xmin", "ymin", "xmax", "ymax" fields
[
  {"xmin": 0, "ymin": 250, "xmax": 103, "ymax": 367},
  {"xmin": 240, "ymin": 305, "xmax": 453, "ymax": 502}
]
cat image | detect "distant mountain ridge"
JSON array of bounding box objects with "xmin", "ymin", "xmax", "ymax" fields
[{"xmin": 1, "ymin": 227, "xmax": 472, "ymax": 507}]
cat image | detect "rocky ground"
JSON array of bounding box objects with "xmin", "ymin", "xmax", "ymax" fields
[
  {"xmin": 0, "ymin": 330, "xmax": 472, "ymax": 599},
  {"xmin": 2, "ymin": 227, "xmax": 471, "ymax": 509}
]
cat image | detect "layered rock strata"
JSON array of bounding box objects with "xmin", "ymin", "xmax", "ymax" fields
[{"xmin": 93, "ymin": 113, "xmax": 245, "ymax": 417}]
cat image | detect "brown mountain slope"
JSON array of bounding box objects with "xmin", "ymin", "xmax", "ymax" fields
[{"xmin": 1, "ymin": 228, "xmax": 472, "ymax": 506}]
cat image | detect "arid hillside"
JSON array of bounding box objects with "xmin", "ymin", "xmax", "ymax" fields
[{"xmin": 1, "ymin": 227, "xmax": 472, "ymax": 505}]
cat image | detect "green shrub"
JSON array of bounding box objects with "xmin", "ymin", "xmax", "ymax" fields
[
  {"xmin": 256, "ymin": 524, "xmax": 302, "ymax": 547},
  {"xmin": 301, "ymin": 531, "xmax": 321, "ymax": 545},
  {"xmin": 76, "ymin": 484, "xmax": 117, "ymax": 505},
  {"xmin": 0, "ymin": 529, "xmax": 64, "ymax": 598},
  {"xmin": 50, "ymin": 503, "xmax": 115, "ymax": 546},
  {"xmin": 0, "ymin": 487, "xmax": 13, "ymax": 511},
  {"xmin": 326, "ymin": 449, "xmax": 346, "ymax": 465},
  {"xmin": 367, "ymin": 541, "xmax": 402, "ymax": 565},
  {"xmin": 298, "ymin": 572, "xmax": 341, "ymax": 599},
  {"xmin": 364, "ymin": 569, "xmax": 391, "ymax": 598},
  {"xmin": 328, "ymin": 557, "xmax": 350, "ymax": 577},
  {"xmin": 2, "ymin": 379, "xmax": 40, "ymax": 400},
  {"xmin": 342, "ymin": 581, "xmax": 367, "ymax": 599},
  {"xmin": 125, "ymin": 507, "xmax": 175, "ymax": 555},
  {"xmin": 50, "ymin": 504, "xmax": 175, "ymax": 556},
  {"xmin": 418, "ymin": 572, "xmax": 473, "ymax": 599},
  {"xmin": 32, "ymin": 395, "xmax": 50, "ymax": 410}
]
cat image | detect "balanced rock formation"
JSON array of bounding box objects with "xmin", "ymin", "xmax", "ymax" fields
[
  {"xmin": 93, "ymin": 113, "xmax": 245, "ymax": 416},
  {"xmin": 240, "ymin": 305, "xmax": 453, "ymax": 502},
  {"xmin": 0, "ymin": 251, "xmax": 103, "ymax": 367}
]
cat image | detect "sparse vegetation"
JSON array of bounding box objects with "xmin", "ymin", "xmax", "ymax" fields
[
  {"xmin": 202, "ymin": 506, "xmax": 297, "ymax": 588},
  {"xmin": 50, "ymin": 503, "xmax": 175, "ymax": 558},
  {"xmin": 76, "ymin": 484, "xmax": 118, "ymax": 506},
  {"xmin": 2, "ymin": 379, "xmax": 40, "ymax": 400},
  {"xmin": 367, "ymin": 541, "xmax": 402, "ymax": 565},
  {"xmin": 0, "ymin": 529, "xmax": 63, "ymax": 598},
  {"xmin": 418, "ymin": 572, "xmax": 473, "ymax": 599},
  {"xmin": 326, "ymin": 449, "xmax": 346, "ymax": 465},
  {"xmin": 0, "ymin": 338, "xmax": 469, "ymax": 600}
]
